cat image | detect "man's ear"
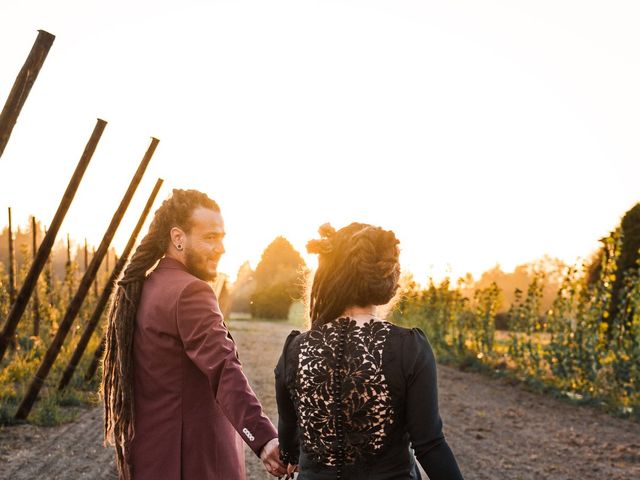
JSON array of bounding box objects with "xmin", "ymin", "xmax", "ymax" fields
[{"xmin": 170, "ymin": 226, "xmax": 186, "ymax": 249}]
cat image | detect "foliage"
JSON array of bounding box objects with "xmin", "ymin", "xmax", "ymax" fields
[
  {"xmin": 250, "ymin": 236, "xmax": 307, "ymax": 319},
  {"xmin": 0, "ymin": 226, "xmax": 111, "ymax": 426},
  {"xmin": 587, "ymin": 202, "xmax": 640, "ymax": 327},
  {"xmin": 228, "ymin": 261, "xmax": 256, "ymax": 314},
  {"xmin": 0, "ymin": 219, "xmax": 117, "ymax": 287},
  {"xmin": 507, "ymin": 272, "xmax": 545, "ymax": 377},
  {"xmin": 392, "ymin": 228, "xmax": 640, "ymax": 417}
]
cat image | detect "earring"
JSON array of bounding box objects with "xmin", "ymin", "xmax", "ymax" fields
[{"xmin": 176, "ymin": 244, "xmax": 183, "ymax": 251}]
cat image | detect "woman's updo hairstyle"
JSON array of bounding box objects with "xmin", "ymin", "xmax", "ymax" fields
[{"xmin": 306, "ymin": 222, "xmax": 401, "ymax": 328}]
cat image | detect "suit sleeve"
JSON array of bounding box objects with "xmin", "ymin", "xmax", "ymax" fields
[
  {"xmin": 176, "ymin": 279, "xmax": 277, "ymax": 456},
  {"xmin": 403, "ymin": 328, "xmax": 464, "ymax": 480},
  {"xmin": 274, "ymin": 331, "xmax": 301, "ymax": 465}
]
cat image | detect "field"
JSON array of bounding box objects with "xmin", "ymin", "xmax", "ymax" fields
[{"xmin": 0, "ymin": 319, "xmax": 638, "ymax": 480}]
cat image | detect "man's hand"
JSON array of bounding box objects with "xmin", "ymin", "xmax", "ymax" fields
[
  {"xmin": 259, "ymin": 438, "xmax": 287, "ymax": 477},
  {"xmin": 287, "ymin": 463, "xmax": 299, "ymax": 477}
]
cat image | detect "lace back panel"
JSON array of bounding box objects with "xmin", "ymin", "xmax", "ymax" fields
[{"xmin": 293, "ymin": 318, "xmax": 394, "ymax": 476}]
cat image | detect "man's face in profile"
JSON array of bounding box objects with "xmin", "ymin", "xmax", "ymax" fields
[{"xmin": 183, "ymin": 207, "xmax": 225, "ymax": 282}]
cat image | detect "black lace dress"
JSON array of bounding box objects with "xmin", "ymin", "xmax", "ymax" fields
[{"xmin": 275, "ymin": 318, "xmax": 464, "ymax": 480}]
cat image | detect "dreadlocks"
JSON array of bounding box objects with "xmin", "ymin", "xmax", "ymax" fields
[
  {"xmin": 306, "ymin": 222, "xmax": 401, "ymax": 329},
  {"xmin": 101, "ymin": 189, "xmax": 219, "ymax": 479}
]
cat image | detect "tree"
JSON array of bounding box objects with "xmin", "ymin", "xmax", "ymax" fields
[
  {"xmin": 587, "ymin": 202, "xmax": 640, "ymax": 331},
  {"xmin": 250, "ymin": 237, "xmax": 306, "ymax": 319},
  {"xmin": 228, "ymin": 261, "xmax": 256, "ymax": 314}
]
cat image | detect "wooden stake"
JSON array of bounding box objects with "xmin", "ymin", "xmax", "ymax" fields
[
  {"xmin": 83, "ymin": 238, "xmax": 88, "ymax": 272},
  {"xmin": 58, "ymin": 178, "xmax": 163, "ymax": 390},
  {"xmin": 66, "ymin": 233, "xmax": 71, "ymax": 265},
  {"xmin": 15, "ymin": 137, "xmax": 159, "ymax": 419},
  {"xmin": 84, "ymin": 338, "xmax": 104, "ymax": 382},
  {"xmin": 93, "ymin": 247, "xmax": 98, "ymax": 297},
  {"xmin": 7, "ymin": 207, "xmax": 16, "ymax": 304},
  {"xmin": 66, "ymin": 233, "xmax": 73, "ymax": 299},
  {"xmin": 0, "ymin": 118, "xmax": 106, "ymax": 361},
  {"xmin": 44, "ymin": 226, "xmax": 54, "ymax": 304},
  {"xmin": 0, "ymin": 30, "xmax": 55, "ymax": 159},
  {"xmin": 31, "ymin": 216, "xmax": 40, "ymax": 337}
]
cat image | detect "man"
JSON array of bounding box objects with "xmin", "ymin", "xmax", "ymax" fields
[{"xmin": 101, "ymin": 189, "xmax": 286, "ymax": 479}]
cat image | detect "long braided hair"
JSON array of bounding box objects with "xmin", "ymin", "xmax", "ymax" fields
[
  {"xmin": 306, "ymin": 222, "xmax": 401, "ymax": 329},
  {"xmin": 101, "ymin": 189, "xmax": 219, "ymax": 479}
]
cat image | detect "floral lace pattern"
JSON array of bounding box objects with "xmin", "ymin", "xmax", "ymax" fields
[{"xmin": 292, "ymin": 318, "xmax": 394, "ymax": 468}]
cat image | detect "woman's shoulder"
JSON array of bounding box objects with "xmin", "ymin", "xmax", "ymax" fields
[
  {"xmin": 386, "ymin": 322, "xmax": 428, "ymax": 340},
  {"xmin": 276, "ymin": 330, "xmax": 304, "ymax": 379},
  {"xmin": 385, "ymin": 323, "xmax": 434, "ymax": 357},
  {"xmin": 282, "ymin": 329, "xmax": 303, "ymax": 350},
  {"xmin": 283, "ymin": 321, "xmax": 429, "ymax": 344}
]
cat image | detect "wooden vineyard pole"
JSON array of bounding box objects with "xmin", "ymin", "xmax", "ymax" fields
[
  {"xmin": 0, "ymin": 119, "xmax": 107, "ymax": 361},
  {"xmin": 43, "ymin": 226, "xmax": 54, "ymax": 305},
  {"xmin": 31, "ymin": 216, "xmax": 40, "ymax": 337},
  {"xmin": 91, "ymin": 247, "xmax": 98, "ymax": 298},
  {"xmin": 0, "ymin": 30, "xmax": 55, "ymax": 159},
  {"xmin": 83, "ymin": 238, "xmax": 88, "ymax": 272},
  {"xmin": 7, "ymin": 207, "xmax": 16, "ymax": 304},
  {"xmin": 93, "ymin": 247, "xmax": 98, "ymax": 297},
  {"xmin": 84, "ymin": 338, "xmax": 104, "ymax": 382},
  {"xmin": 85, "ymin": 239, "xmax": 117, "ymax": 381},
  {"xmin": 58, "ymin": 178, "xmax": 164, "ymax": 390},
  {"xmin": 15, "ymin": 137, "xmax": 159, "ymax": 420},
  {"xmin": 65, "ymin": 233, "xmax": 73, "ymax": 299}
]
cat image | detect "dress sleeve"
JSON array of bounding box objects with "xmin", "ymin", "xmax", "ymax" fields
[
  {"xmin": 176, "ymin": 279, "xmax": 277, "ymax": 456},
  {"xmin": 274, "ymin": 330, "xmax": 301, "ymax": 465},
  {"xmin": 403, "ymin": 328, "xmax": 464, "ymax": 480}
]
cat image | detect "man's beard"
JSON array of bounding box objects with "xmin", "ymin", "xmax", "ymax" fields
[{"xmin": 184, "ymin": 247, "xmax": 218, "ymax": 282}]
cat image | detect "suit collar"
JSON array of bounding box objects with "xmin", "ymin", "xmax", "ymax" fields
[{"xmin": 155, "ymin": 256, "xmax": 189, "ymax": 272}]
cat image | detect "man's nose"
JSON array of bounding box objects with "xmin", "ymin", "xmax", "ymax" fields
[{"xmin": 216, "ymin": 242, "xmax": 225, "ymax": 254}]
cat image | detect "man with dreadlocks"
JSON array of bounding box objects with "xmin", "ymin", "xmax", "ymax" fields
[{"xmin": 101, "ymin": 189, "xmax": 285, "ymax": 479}]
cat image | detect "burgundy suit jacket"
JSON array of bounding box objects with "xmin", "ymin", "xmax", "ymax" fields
[{"xmin": 131, "ymin": 257, "xmax": 276, "ymax": 479}]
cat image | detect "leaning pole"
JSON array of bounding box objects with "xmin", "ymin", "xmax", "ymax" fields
[
  {"xmin": 0, "ymin": 119, "xmax": 107, "ymax": 361},
  {"xmin": 15, "ymin": 137, "xmax": 159, "ymax": 420},
  {"xmin": 0, "ymin": 30, "xmax": 55, "ymax": 159},
  {"xmin": 58, "ymin": 178, "xmax": 164, "ymax": 391}
]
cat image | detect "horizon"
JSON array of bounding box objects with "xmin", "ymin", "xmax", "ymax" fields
[{"xmin": 0, "ymin": 209, "xmax": 625, "ymax": 287}]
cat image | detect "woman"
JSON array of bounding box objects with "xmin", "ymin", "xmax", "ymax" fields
[{"xmin": 275, "ymin": 222, "xmax": 464, "ymax": 479}]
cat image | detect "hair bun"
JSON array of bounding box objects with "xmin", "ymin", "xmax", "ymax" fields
[
  {"xmin": 306, "ymin": 238, "xmax": 333, "ymax": 255},
  {"xmin": 306, "ymin": 223, "xmax": 336, "ymax": 255},
  {"xmin": 318, "ymin": 223, "xmax": 336, "ymax": 239}
]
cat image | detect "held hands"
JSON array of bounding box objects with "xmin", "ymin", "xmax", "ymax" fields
[
  {"xmin": 275, "ymin": 463, "xmax": 299, "ymax": 479},
  {"xmin": 259, "ymin": 438, "xmax": 287, "ymax": 477},
  {"xmin": 285, "ymin": 463, "xmax": 299, "ymax": 478}
]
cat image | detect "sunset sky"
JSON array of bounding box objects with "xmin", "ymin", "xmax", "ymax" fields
[{"xmin": 1, "ymin": 1, "xmax": 639, "ymax": 284}]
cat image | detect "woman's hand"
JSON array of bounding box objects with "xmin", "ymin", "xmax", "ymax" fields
[
  {"xmin": 259, "ymin": 438, "xmax": 287, "ymax": 477},
  {"xmin": 283, "ymin": 463, "xmax": 299, "ymax": 478}
]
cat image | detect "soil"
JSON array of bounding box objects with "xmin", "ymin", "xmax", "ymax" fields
[{"xmin": 1, "ymin": 320, "xmax": 638, "ymax": 480}]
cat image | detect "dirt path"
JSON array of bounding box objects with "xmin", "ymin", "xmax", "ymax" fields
[
  {"xmin": 0, "ymin": 405, "xmax": 116, "ymax": 480},
  {"xmin": 1, "ymin": 320, "xmax": 638, "ymax": 479}
]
